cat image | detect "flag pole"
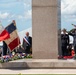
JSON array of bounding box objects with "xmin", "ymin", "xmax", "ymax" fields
[{"xmin": 12, "ymin": 20, "xmax": 21, "ymax": 49}]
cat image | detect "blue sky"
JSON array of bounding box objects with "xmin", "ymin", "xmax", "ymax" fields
[
  {"xmin": 0, "ymin": 0, "xmax": 76, "ymax": 32},
  {"xmin": 0, "ymin": 0, "xmax": 32, "ymax": 32},
  {"xmin": 61, "ymin": 0, "xmax": 76, "ymax": 31}
]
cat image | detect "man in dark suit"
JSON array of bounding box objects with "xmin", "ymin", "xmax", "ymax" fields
[
  {"xmin": 61, "ymin": 29, "xmax": 69, "ymax": 57},
  {"xmin": 22, "ymin": 32, "xmax": 32, "ymax": 55}
]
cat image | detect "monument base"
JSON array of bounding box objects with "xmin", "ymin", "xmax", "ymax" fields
[{"xmin": 0, "ymin": 59, "xmax": 76, "ymax": 69}]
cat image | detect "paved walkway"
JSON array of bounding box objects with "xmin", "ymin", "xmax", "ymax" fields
[{"xmin": 0, "ymin": 69, "xmax": 76, "ymax": 74}]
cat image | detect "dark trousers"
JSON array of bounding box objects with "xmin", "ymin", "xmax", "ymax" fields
[
  {"xmin": 3, "ymin": 42, "xmax": 7, "ymax": 56},
  {"xmin": 25, "ymin": 46, "xmax": 30, "ymax": 54},
  {"xmin": 67, "ymin": 44, "xmax": 72, "ymax": 56},
  {"xmin": 3, "ymin": 46, "xmax": 7, "ymax": 55},
  {"xmin": 74, "ymin": 45, "xmax": 76, "ymax": 54},
  {"xmin": 62, "ymin": 45, "xmax": 68, "ymax": 56}
]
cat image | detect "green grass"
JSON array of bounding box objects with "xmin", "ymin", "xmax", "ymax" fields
[{"xmin": 0, "ymin": 74, "xmax": 76, "ymax": 75}]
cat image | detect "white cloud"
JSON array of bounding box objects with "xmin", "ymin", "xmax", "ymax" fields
[
  {"xmin": 16, "ymin": 10, "xmax": 32, "ymax": 20},
  {"xmin": 2, "ymin": 9, "xmax": 32, "ymax": 20},
  {"xmin": 62, "ymin": 15, "xmax": 76, "ymax": 22},
  {"xmin": 17, "ymin": 15, "xmax": 23, "ymax": 19},
  {"xmin": 7, "ymin": 20, "xmax": 11, "ymax": 22},
  {"xmin": 24, "ymin": 3, "xmax": 30, "ymax": 7},
  {"xmin": 10, "ymin": 14, "xmax": 15, "ymax": 18},
  {"xmin": 24, "ymin": 10, "xmax": 32, "ymax": 20},
  {"xmin": 64, "ymin": 15, "xmax": 76, "ymax": 19},
  {"xmin": 0, "ymin": 12, "xmax": 9, "ymax": 19},
  {"xmin": 61, "ymin": 0, "xmax": 76, "ymax": 15},
  {"xmin": 61, "ymin": 0, "xmax": 76, "ymax": 22}
]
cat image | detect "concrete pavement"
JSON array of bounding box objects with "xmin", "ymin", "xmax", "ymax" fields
[
  {"xmin": 1, "ymin": 59, "xmax": 76, "ymax": 74},
  {"xmin": 1, "ymin": 59, "xmax": 76, "ymax": 69},
  {"xmin": 0, "ymin": 69, "xmax": 76, "ymax": 74}
]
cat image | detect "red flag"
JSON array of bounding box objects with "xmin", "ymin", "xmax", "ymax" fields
[
  {"xmin": 4, "ymin": 20, "xmax": 20, "ymax": 51},
  {"xmin": 0, "ymin": 21, "xmax": 10, "ymax": 41}
]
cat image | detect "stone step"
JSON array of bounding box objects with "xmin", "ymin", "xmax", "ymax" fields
[{"xmin": 0, "ymin": 59, "xmax": 76, "ymax": 69}]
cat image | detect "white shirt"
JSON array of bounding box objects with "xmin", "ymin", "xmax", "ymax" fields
[
  {"xmin": 69, "ymin": 35, "xmax": 73, "ymax": 44},
  {"xmin": 61, "ymin": 31, "xmax": 73, "ymax": 44}
]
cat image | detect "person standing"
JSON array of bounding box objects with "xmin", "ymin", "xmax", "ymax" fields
[
  {"xmin": 68, "ymin": 29, "xmax": 76, "ymax": 57},
  {"xmin": 22, "ymin": 32, "xmax": 32, "ymax": 55},
  {"xmin": 61, "ymin": 28, "xmax": 69, "ymax": 57},
  {"xmin": 68, "ymin": 35, "xmax": 73, "ymax": 56},
  {"xmin": 3, "ymin": 41, "xmax": 7, "ymax": 55}
]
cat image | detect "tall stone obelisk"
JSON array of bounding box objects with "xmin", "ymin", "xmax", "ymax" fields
[{"xmin": 32, "ymin": 0, "xmax": 61, "ymax": 59}]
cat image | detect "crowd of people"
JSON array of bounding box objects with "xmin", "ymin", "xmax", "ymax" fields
[
  {"xmin": 1, "ymin": 26, "xmax": 76, "ymax": 60},
  {"xmin": 61, "ymin": 28, "xmax": 76, "ymax": 59}
]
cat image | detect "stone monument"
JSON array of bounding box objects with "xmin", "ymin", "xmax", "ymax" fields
[{"xmin": 32, "ymin": 0, "xmax": 61, "ymax": 59}]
